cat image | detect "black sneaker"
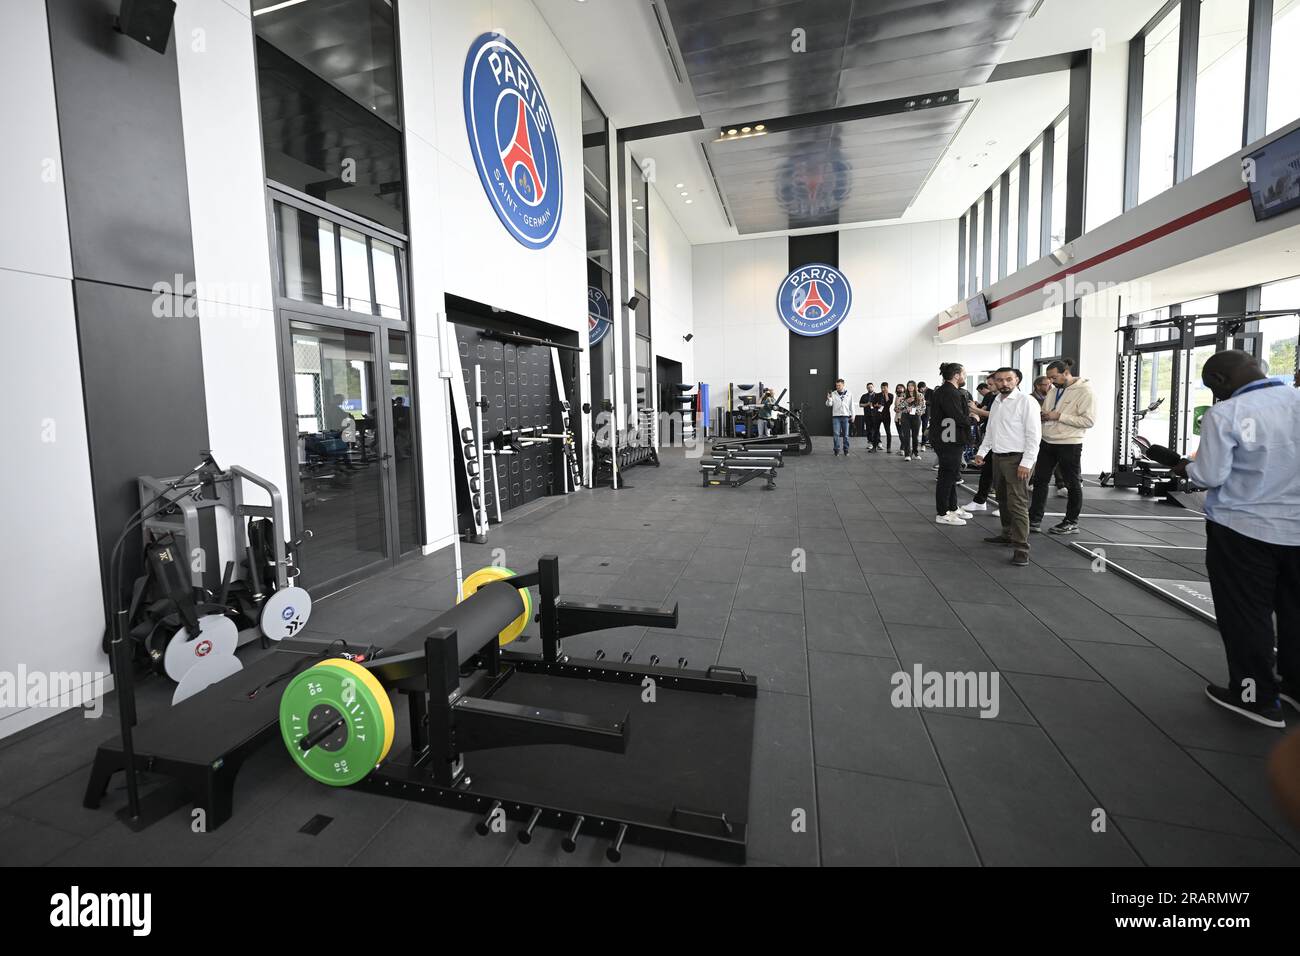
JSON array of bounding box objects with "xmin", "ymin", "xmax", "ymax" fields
[
  {"xmin": 1029, "ymin": 521, "xmax": 1042, "ymax": 533},
  {"xmin": 833, "ymin": 450, "xmax": 839, "ymax": 456},
  {"xmin": 1048, "ymin": 520, "xmax": 1079, "ymax": 535},
  {"xmin": 1280, "ymin": 681, "xmax": 1300, "ymax": 713},
  {"xmin": 983, "ymin": 535, "xmax": 1012, "ymax": 545},
  {"xmin": 1010, "ymin": 550, "xmax": 1029, "ymax": 567},
  {"xmin": 1204, "ymin": 685, "xmax": 1285, "ymax": 728}
]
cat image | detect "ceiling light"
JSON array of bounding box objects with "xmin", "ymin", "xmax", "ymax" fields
[
  {"xmin": 906, "ymin": 100, "xmax": 916, "ymax": 108},
  {"xmin": 680, "ymin": 190, "xmax": 688, "ymax": 196},
  {"xmin": 254, "ymin": 0, "xmax": 313, "ymax": 15},
  {"xmin": 986, "ymin": 139, "xmax": 997, "ymax": 146},
  {"xmin": 741, "ymin": 126, "xmax": 752, "ymax": 133},
  {"xmin": 727, "ymin": 128, "xmax": 738, "ymax": 135},
  {"xmin": 922, "ymin": 98, "xmax": 932, "ymax": 105},
  {"xmin": 675, "ymin": 182, "xmax": 684, "ymax": 188},
  {"xmin": 755, "ymin": 124, "xmax": 765, "ymax": 131},
  {"xmin": 685, "ymin": 199, "xmax": 693, "ymax": 204}
]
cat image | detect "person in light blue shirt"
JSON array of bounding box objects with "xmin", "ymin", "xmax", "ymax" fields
[{"xmin": 1172, "ymin": 350, "xmax": 1300, "ymax": 729}]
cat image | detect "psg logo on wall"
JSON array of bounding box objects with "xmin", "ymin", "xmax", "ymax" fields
[
  {"xmin": 775, "ymin": 263, "xmax": 852, "ymax": 336},
  {"xmin": 463, "ymin": 32, "xmax": 563, "ymax": 249},
  {"xmin": 588, "ymin": 286, "xmax": 611, "ymax": 345}
]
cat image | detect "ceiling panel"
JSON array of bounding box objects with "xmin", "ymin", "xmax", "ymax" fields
[{"xmin": 706, "ymin": 101, "xmax": 970, "ymax": 233}]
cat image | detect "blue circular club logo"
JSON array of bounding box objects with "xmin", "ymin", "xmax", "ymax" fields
[
  {"xmin": 588, "ymin": 286, "xmax": 611, "ymax": 345},
  {"xmin": 463, "ymin": 33, "xmax": 563, "ymax": 249},
  {"xmin": 776, "ymin": 263, "xmax": 852, "ymax": 336}
]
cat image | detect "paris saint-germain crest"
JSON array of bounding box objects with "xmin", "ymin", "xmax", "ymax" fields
[
  {"xmin": 463, "ymin": 33, "xmax": 563, "ymax": 249},
  {"xmin": 588, "ymin": 286, "xmax": 611, "ymax": 345},
  {"xmin": 776, "ymin": 263, "xmax": 852, "ymax": 336}
]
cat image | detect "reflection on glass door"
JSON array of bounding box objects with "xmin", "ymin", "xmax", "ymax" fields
[
  {"xmin": 387, "ymin": 331, "xmax": 421, "ymax": 556},
  {"xmin": 1183, "ymin": 345, "xmax": 1217, "ymax": 456},
  {"xmin": 289, "ymin": 318, "xmax": 389, "ymax": 586}
]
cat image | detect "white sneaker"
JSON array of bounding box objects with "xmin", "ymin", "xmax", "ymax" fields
[
  {"xmin": 946, "ymin": 510, "xmax": 971, "ymax": 522},
  {"xmin": 990, "ymin": 508, "xmax": 1001, "ymax": 517},
  {"xmin": 903, "ymin": 456, "xmax": 911, "ymax": 462},
  {"xmin": 935, "ymin": 513, "xmax": 965, "ymax": 526},
  {"xmin": 1056, "ymin": 487, "xmax": 1068, "ymax": 498},
  {"xmin": 962, "ymin": 501, "xmax": 988, "ymax": 512}
]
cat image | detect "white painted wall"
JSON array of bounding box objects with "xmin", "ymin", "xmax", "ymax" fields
[
  {"xmin": 401, "ymin": 0, "xmax": 592, "ymax": 543},
  {"xmin": 647, "ymin": 184, "xmax": 694, "ymax": 428},
  {"xmin": 0, "ymin": 0, "xmax": 106, "ymax": 738},
  {"xmin": 175, "ymin": 0, "xmax": 286, "ymax": 508},
  {"xmin": 692, "ymin": 223, "xmax": 1003, "ymax": 425}
]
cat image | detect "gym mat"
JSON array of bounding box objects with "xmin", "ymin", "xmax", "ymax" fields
[{"xmin": 463, "ymin": 671, "xmax": 754, "ymax": 840}]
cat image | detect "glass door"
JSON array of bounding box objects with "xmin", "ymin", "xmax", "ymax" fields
[{"xmin": 284, "ymin": 315, "xmax": 394, "ymax": 590}]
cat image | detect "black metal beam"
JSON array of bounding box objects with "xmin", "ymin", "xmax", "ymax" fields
[
  {"xmin": 1065, "ymin": 51, "xmax": 1090, "ymax": 242},
  {"xmin": 988, "ymin": 50, "xmax": 1089, "ymax": 82},
  {"xmin": 1123, "ymin": 33, "xmax": 1145, "ymax": 211},
  {"xmin": 1040, "ymin": 123, "xmax": 1054, "ymax": 257},
  {"xmin": 1173, "ymin": 0, "xmax": 1201, "ymax": 184},
  {"xmin": 981, "ymin": 187, "xmax": 993, "ymax": 288},
  {"xmin": 957, "ymin": 213, "xmax": 967, "ymax": 299},
  {"xmin": 618, "ymin": 114, "xmax": 705, "ymax": 142},
  {"xmin": 1062, "ymin": 297, "xmax": 1082, "ymax": 374},
  {"xmin": 1017, "ymin": 152, "xmax": 1031, "ymax": 269},
  {"xmin": 997, "ymin": 170, "xmax": 1010, "ymax": 280},
  {"xmin": 1244, "ymin": 0, "xmax": 1273, "ymax": 145},
  {"xmin": 968, "ymin": 203, "xmax": 979, "ymax": 293}
]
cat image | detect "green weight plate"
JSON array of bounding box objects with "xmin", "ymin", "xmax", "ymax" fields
[{"xmin": 279, "ymin": 659, "xmax": 391, "ymax": 786}]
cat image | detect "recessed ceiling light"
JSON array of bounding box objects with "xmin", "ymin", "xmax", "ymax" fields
[
  {"xmin": 727, "ymin": 128, "xmax": 738, "ymax": 135},
  {"xmin": 986, "ymin": 139, "xmax": 997, "ymax": 146},
  {"xmin": 675, "ymin": 182, "xmax": 684, "ymax": 188},
  {"xmin": 680, "ymin": 191, "xmax": 688, "ymax": 196},
  {"xmin": 906, "ymin": 100, "xmax": 916, "ymax": 108},
  {"xmin": 741, "ymin": 126, "xmax": 752, "ymax": 133},
  {"xmin": 685, "ymin": 199, "xmax": 693, "ymax": 204},
  {"xmin": 755, "ymin": 124, "xmax": 765, "ymax": 131}
]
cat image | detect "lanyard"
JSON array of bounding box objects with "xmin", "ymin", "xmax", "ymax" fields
[{"xmin": 1233, "ymin": 379, "xmax": 1284, "ymax": 397}]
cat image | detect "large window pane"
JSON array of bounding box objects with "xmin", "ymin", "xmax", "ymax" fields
[
  {"xmin": 1259, "ymin": 274, "xmax": 1300, "ymax": 378},
  {"xmin": 1192, "ymin": 0, "xmax": 1248, "ymax": 173},
  {"xmin": 1026, "ymin": 142, "xmax": 1043, "ymax": 259},
  {"xmin": 1050, "ymin": 118, "xmax": 1068, "ymax": 248},
  {"xmin": 254, "ymin": 0, "xmax": 405, "ymax": 232},
  {"xmin": 582, "ymin": 87, "xmax": 612, "ymax": 272},
  {"xmin": 1139, "ymin": 4, "xmax": 1181, "ymax": 204},
  {"xmin": 372, "ymin": 239, "xmax": 402, "ymax": 319},
  {"xmin": 990, "ymin": 186, "xmax": 1002, "ymax": 281},
  {"xmin": 1268, "ymin": 0, "xmax": 1300, "ymax": 135},
  {"xmin": 970, "ymin": 206, "xmax": 982, "ymax": 290},
  {"xmin": 631, "ymin": 160, "xmax": 650, "ymax": 298},
  {"xmin": 277, "ymin": 205, "xmax": 339, "ymax": 308},
  {"xmin": 340, "ymin": 227, "xmax": 371, "ymax": 314},
  {"xmin": 1006, "ymin": 164, "xmax": 1021, "ymax": 272}
]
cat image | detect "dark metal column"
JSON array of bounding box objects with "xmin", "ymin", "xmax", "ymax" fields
[
  {"xmin": 1065, "ymin": 52, "xmax": 1091, "ymax": 242},
  {"xmin": 981, "ymin": 187, "xmax": 993, "ymax": 287},
  {"xmin": 1062, "ymin": 297, "xmax": 1082, "ymax": 373},
  {"xmin": 1173, "ymin": 0, "xmax": 1201, "ymax": 184},
  {"xmin": 1243, "ymin": 0, "xmax": 1274, "ymax": 145},
  {"xmin": 1040, "ymin": 124, "xmax": 1055, "ymax": 258},
  {"xmin": 997, "ymin": 170, "xmax": 1010, "ymax": 280},
  {"xmin": 1017, "ymin": 152, "xmax": 1031, "ymax": 268},
  {"xmin": 957, "ymin": 214, "xmax": 967, "ymax": 299},
  {"xmin": 1123, "ymin": 34, "xmax": 1144, "ymax": 212}
]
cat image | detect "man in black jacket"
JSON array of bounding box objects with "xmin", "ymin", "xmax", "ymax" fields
[{"xmin": 931, "ymin": 363, "xmax": 974, "ymax": 526}]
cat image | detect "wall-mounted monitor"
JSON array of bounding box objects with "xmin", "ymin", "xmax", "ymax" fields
[
  {"xmin": 966, "ymin": 293, "xmax": 991, "ymax": 328},
  {"xmin": 1246, "ymin": 127, "xmax": 1300, "ymax": 222}
]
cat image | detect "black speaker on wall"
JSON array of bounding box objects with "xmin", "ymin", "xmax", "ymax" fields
[{"xmin": 115, "ymin": 0, "xmax": 176, "ymax": 55}]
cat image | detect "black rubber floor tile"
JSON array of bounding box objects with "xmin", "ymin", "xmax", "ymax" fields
[
  {"xmin": 816, "ymin": 767, "xmax": 978, "ymax": 866},
  {"xmin": 952, "ymin": 600, "xmax": 1100, "ymax": 680},
  {"xmin": 1186, "ymin": 747, "xmax": 1300, "ymax": 852},
  {"xmin": 1008, "ymin": 672, "xmax": 1276, "ymax": 839},
  {"xmin": 1112, "ymin": 815, "xmax": 1299, "ymax": 865},
  {"xmin": 1116, "ymin": 614, "xmax": 1226, "ymax": 685},
  {"xmin": 809, "ymin": 652, "xmax": 946, "ymax": 785},
  {"xmin": 923, "ymin": 713, "xmax": 1141, "ymax": 866},
  {"xmin": 870, "ymin": 576, "xmax": 965, "ymax": 629},
  {"xmin": 0, "ymin": 810, "xmax": 83, "ymax": 866},
  {"xmin": 885, "ymin": 623, "xmax": 1036, "ymax": 725},
  {"xmin": 735, "ymin": 564, "xmax": 804, "ymax": 613},
  {"xmin": 804, "ymin": 590, "xmax": 893, "ymax": 658},
  {"xmin": 720, "ymin": 608, "xmax": 807, "ymax": 695},
  {"xmin": 1003, "ymin": 584, "xmax": 1150, "ymax": 646},
  {"xmin": 742, "ymin": 690, "xmax": 820, "ymax": 866},
  {"xmin": 1065, "ymin": 640, "xmax": 1279, "ymax": 757}
]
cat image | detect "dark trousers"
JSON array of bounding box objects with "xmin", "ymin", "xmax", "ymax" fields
[
  {"xmin": 1204, "ymin": 520, "xmax": 1300, "ymax": 705},
  {"xmin": 865, "ymin": 410, "xmax": 880, "ymax": 445},
  {"xmin": 899, "ymin": 416, "xmax": 921, "ymax": 456},
  {"xmin": 972, "ymin": 455, "xmax": 995, "ymax": 504},
  {"xmin": 1029, "ymin": 442, "xmax": 1083, "ymax": 524},
  {"xmin": 992, "ymin": 453, "xmax": 1030, "ymax": 549},
  {"xmin": 879, "ymin": 414, "xmax": 892, "ymax": 449},
  {"xmin": 935, "ymin": 444, "xmax": 964, "ymax": 516}
]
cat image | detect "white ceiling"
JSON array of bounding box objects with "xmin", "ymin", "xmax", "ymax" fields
[{"xmin": 538, "ymin": 0, "xmax": 1169, "ymax": 245}]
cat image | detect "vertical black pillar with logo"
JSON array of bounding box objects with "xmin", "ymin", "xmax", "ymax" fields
[{"xmin": 787, "ymin": 232, "xmax": 839, "ymax": 435}]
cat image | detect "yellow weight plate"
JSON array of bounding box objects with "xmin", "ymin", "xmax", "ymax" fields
[
  {"xmin": 314, "ymin": 657, "xmax": 395, "ymax": 762},
  {"xmin": 459, "ymin": 566, "xmax": 532, "ymax": 646}
]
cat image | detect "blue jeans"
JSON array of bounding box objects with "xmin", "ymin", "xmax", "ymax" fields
[{"xmin": 832, "ymin": 416, "xmax": 851, "ymax": 453}]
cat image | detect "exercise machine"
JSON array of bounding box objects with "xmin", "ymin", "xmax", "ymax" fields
[
  {"xmin": 710, "ymin": 445, "xmax": 785, "ymax": 467},
  {"xmin": 712, "ymin": 389, "xmax": 813, "ymax": 456},
  {"xmin": 699, "ymin": 455, "xmax": 778, "ymax": 490},
  {"xmin": 85, "ymin": 555, "xmax": 758, "ymax": 861}
]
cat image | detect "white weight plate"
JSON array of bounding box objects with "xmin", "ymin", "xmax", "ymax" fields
[
  {"xmin": 260, "ymin": 586, "xmax": 312, "ymax": 641},
  {"xmin": 172, "ymin": 653, "xmax": 243, "ymax": 705},
  {"xmin": 163, "ymin": 614, "xmax": 239, "ymax": 682}
]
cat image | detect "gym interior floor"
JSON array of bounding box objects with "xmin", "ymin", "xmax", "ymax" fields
[{"xmin": 2, "ymin": 440, "xmax": 1296, "ymax": 866}]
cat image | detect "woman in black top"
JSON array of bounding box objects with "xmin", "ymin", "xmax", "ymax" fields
[{"xmin": 877, "ymin": 381, "xmax": 893, "ymax": 452}]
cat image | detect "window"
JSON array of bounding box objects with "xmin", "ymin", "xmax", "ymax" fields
[
  {"xmin": 631, "ymin": 161, "xmax": 650, "ymax": 298},
  {"xmin": 970, "ymin": 205, "xmax": 982, "ymax": 290},
  {"xmin": 1026, "ymin": 142, "xmax": 1043, "ymax": 259},
  {"xmin": 1268, "ymin": 0, "xmax": 1300, "ymax": 134},
  {"xmin": 1192, "ymin": 0, "xmax": 1249, "ymax": 173},
  {"xmin": 1006, "ymin": 164, "xmax": 1021, "ymax": 273},
  {"xmin": 1259, "ymin": 275, "xmax": 1300, "ymax": 377},
  {"xmin": 275, "ymin": 200, "xmax": 407, "ymax": 320},
  {"xmin": 582, "ymin": 86, "xmax": 612, "ymax": 272},
  {"xmin": 990, "ymin": 186, "xmax": 1002, "ymax": 281},
  {"xmin": 253, "ymin": 0, "xmax": 406, "ymax": 232},
  {"xmin": 1138, "ymin": 4, "xmax": 1181, "ymax": 205},
  {"xmin": 1049, "ymin": 118, "xmax": 1068, "ymax": 248}
]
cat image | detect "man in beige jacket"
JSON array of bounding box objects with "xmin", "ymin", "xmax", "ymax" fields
[{"xmin": 1028, "ymin": 358, "xmax": 1095, "ymax": 536}]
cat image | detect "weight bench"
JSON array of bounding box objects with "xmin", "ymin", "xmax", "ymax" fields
[
  {"xmin": 87, "ymin": 556, "xmax": 759, "ymax": 862},
  {"xmin": 699, "ymin": 456, "xmax": 778, "ymax": 490},
  {"xmin": 711, "ymin": 446, "xmax": 785, "ymax": 467}
]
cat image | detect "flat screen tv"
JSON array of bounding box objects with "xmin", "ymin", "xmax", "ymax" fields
[
  {"xmin": 966, "ymin": 293, "xmax": 991, "ymax": 327},
  {"xmin": 1246, "ymin": 126, "xmax": 1300, "ymax": 221}
]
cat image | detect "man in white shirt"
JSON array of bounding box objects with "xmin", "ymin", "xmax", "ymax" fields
[
  {"xmin": 973, "ymin": 367, "xmax": 1041, "ymax": 566},
  {"xmin": 1170, "ymin": 350, "xmax": 1300, "ymax": 728}
]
